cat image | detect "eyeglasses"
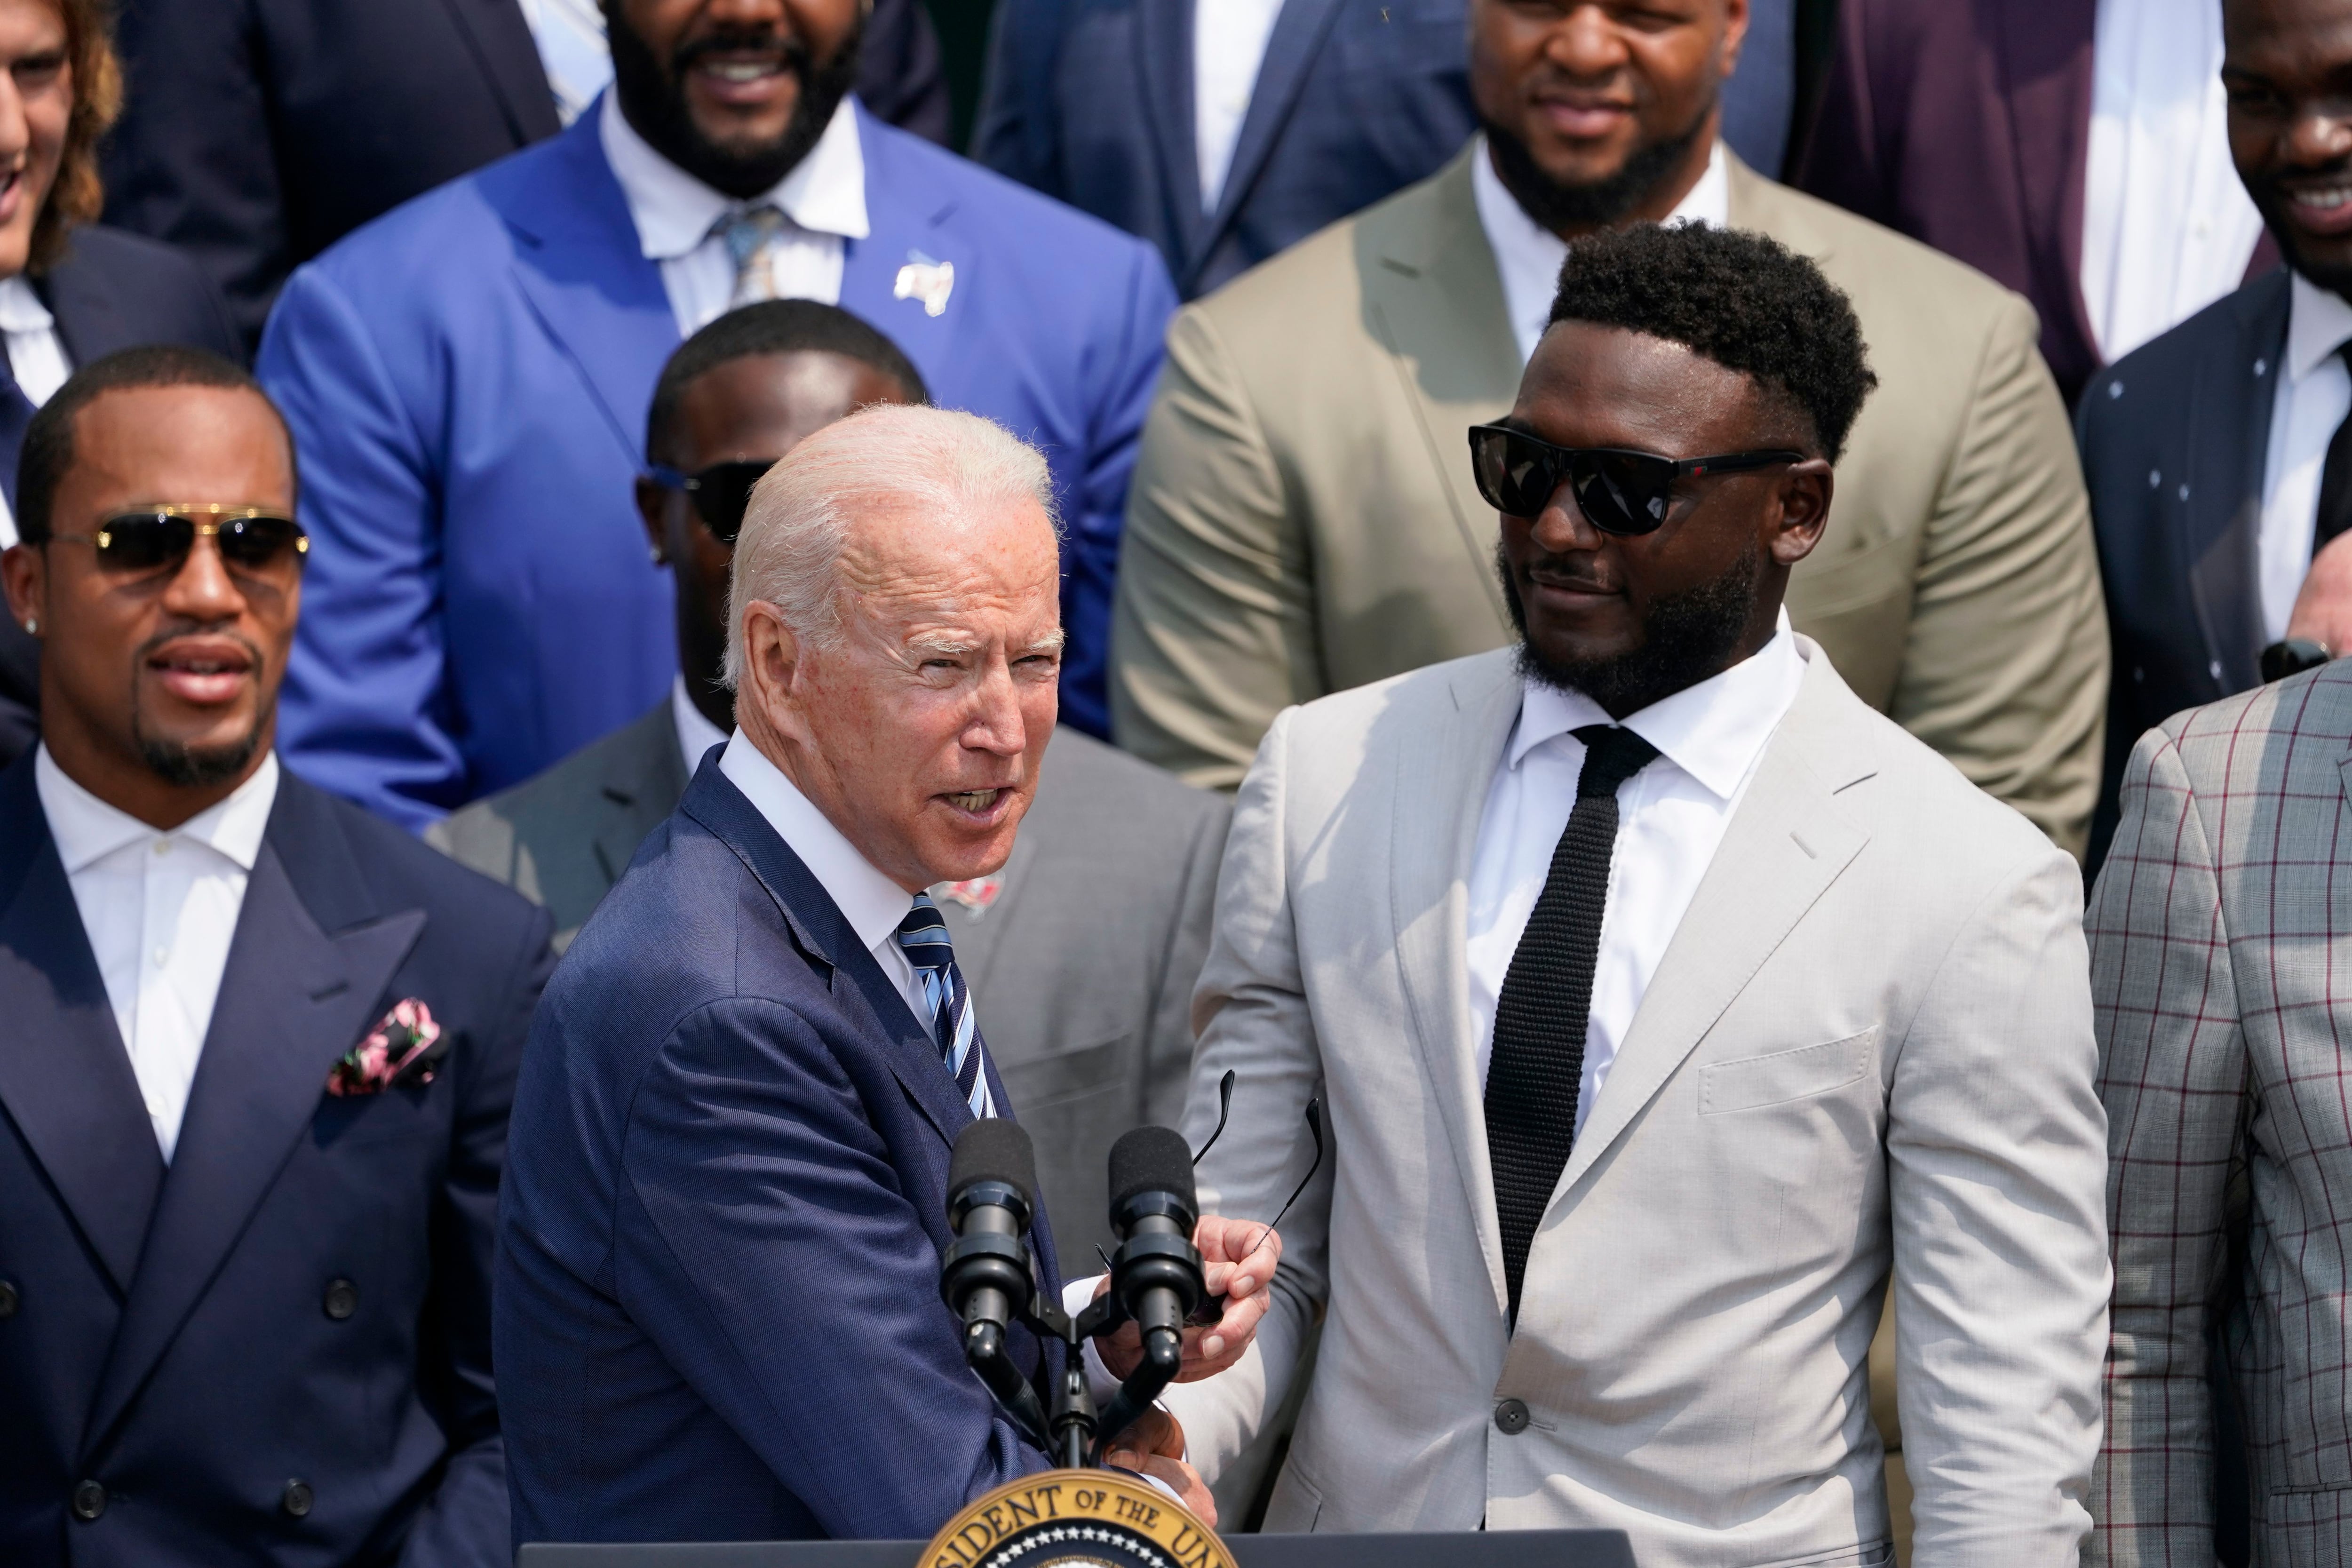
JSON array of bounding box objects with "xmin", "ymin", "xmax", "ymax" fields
[
  {"xmin": 48, "ymin": 505, "xmax": 309, "ymax": 580},
  {"xmin": 647, "ymin": 459, "xmax": 774, "ymax": 546},
  {"xmin": 1467, "ymin": 423, "xmax": 1805, "ymax": 537}
]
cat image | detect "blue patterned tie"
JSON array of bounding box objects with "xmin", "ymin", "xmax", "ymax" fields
[{"xmin": 896, "ymin": 894, "xmax": 993, "ymax": 1119}]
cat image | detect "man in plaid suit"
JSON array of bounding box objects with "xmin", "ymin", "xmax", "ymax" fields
[{"xmin": 2093, "ymin": 661, "xmax": 2352, "ymax": 1562}]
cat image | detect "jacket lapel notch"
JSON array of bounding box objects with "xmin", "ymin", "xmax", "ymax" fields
[
  {"xmin": 0, "ymin": 777, "xmax": 162, "ymax": 1294},
  {"xmin": 84, "ymin": 837, "xmax": 425, "ymax": 1454},
  {"xmin": 1390, "ymin": 656, "xmax": 1521, "ymax": 1313}
]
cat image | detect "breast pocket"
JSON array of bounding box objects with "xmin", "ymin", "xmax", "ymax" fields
[{"xmin": 1700, "ymin": 1029, "xmax": 1878, "ymax": 1116}]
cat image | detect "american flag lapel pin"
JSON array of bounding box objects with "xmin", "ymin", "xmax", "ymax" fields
[
  {"xmin": 894, "ymin": 251, "xmax": 955, "ymax": 318},
  {"xmin": 936, "ymin": 873, "xmax": 1004, "ymax": 917}
]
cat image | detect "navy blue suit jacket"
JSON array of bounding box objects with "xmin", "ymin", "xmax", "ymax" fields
[
  {"xmin": 497, "ymin": 757, "xmax": 1061, "ymax": 1546},
  {"xmin": 2077, "ymin": 270, "xmax": 2288, "ymax": 869},
  {"xmin": 972, "ymin": 0, "xmax": 1802, "ymax": 302},
  {"xmin": 0, "ymin": 756, "xmax": 555, "ymax": 1566},
  {"xmin": 260, "ymin": 102, "xmax": 1174, "ymax": 830},
  {"xmin": 102, "ymin": 0, "xmax": 951, "ymax": 347},
  {"xmin": 0, "ymin": 225, "xmax": 245, "ymax": 771}
]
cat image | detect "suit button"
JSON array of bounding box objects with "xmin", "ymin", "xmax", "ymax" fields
[
  {"xmin": 71, "ymin": 1480, "xmax": 105, "ymax": 1520},
  {"xmin": 1494, "ymin": 1397, "xmax": 1530, "ymax": 1435},
  {"xmin": 0, "ymin": 1278, "xmax": 17, "ymax": 1317},
  {"xmin": 323, "ymin": 1279, "xmax": 357, "ymax": 1321},
  {"xmin": 282, "ymin": 1480, "xmax": 313, "ymax": 1519}
]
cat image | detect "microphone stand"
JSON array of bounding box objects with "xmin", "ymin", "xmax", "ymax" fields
[{"xmin": 961, "ymin": 1270, "xmax": 1173, "ymax": 1469}]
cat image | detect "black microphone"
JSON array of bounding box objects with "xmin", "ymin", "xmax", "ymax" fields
[
  {"xmin": 940, "ymin": 1120, "xmax": 1052, "ymax": 1450},
  {"xmin": 1097, "ymin": 1126, "xmax": 1206, "ymax": 1449}
]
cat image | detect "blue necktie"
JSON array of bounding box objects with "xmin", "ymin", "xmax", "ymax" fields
[{"xmin": 896, "ymin": 893, "xmax": 993, "ymax": 1119}]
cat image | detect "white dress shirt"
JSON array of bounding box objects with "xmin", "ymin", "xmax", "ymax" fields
[
  {"xmin": 1467, "ymin": 615, "xmax": 1805, "ymax": 1131},
  {"xmin": 600, "ymin": 90, "xmax": 871, "ymax": 337},
  {"xmin": 516, "ymin": 0, "xmax": 612, "ymax": 126},
  {"xmin": 716, "ymin": 729, "xmax": 995, "ymax": 1115},
  {"xmin": 2257, "ymin": 272, "xmax": 2352, "ymax": 641},
  {"xmin": 1194, "ymin": 0, "xmax": 1287, "ymax": 212},
  {"xmin": 1472, "ymin": 137, "xmax": 1732, "ymax": 366},
  {"xmin": 36, "ymin": 746, "xmax": 280, "ymax": 1162},
  {"xmin": 2081, "ymin": 0, "xmax": 2264, "ymax": 365},
  {"xmin": 0, "ymin": 273, "xmax": 70, "ymax": 549},
  {"xmin": 671, "ymin": 674, "xmax": 727, "ymax": 780}
]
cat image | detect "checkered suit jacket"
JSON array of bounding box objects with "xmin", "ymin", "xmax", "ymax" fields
[{"xmin": 2092, "ymin": 662, "xmax": 2352, "ymax": 1563}]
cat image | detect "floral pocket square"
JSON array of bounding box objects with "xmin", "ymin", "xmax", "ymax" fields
[{"xmin": 326, "ymin": 999, "xmax": 448, "ymax": 1098}]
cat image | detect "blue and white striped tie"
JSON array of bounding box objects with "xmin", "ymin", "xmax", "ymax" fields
[{"xmin": 896, "ymin": 893, "xmax": 993, "ymax": 1119}]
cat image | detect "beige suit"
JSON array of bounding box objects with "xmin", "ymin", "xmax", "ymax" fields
[
  {"xmin": 1159, "ymin": 642, "xmax": 2111, "ymax": 1567},
  {"xmin": 1110, "ymin": 144, "xmax": 2108, "ymax": 859}
]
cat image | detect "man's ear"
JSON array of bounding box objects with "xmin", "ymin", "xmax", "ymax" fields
[
  {"xmin": 1768, "ymin": 461, "xmax": 1834, "ymax": 567},
  {"xmin": 2, "ymin": 542, "xmax": 44, "ymax": 636},
  {"xmin": 636, "ymin": 478, "xmax": 673, "ymax": 567},
  {"xmin": 736, "ymin": 599, "xmax": 809, "ymax": 743}
]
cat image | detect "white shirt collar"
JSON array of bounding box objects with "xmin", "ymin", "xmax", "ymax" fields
[
  {"xmin": 0, "ymin": 273, "xmax": 54, "ymax": 334},
  {"xmin": 2287, "ymin": 268, "xmax": 2352, "ymax": 387},
  {"xmin": 1473, "ymin": 136, "xmax": 1731, "ymax": 365},
  {"xmin": 35, "ymin": 745, "xmax": 279, "ymax": 874},
  {"xmin": 671, "ymin": 674, "xmax": 728, "ymax": 780},
  {"xmin": 1506, "ymin": 609, "xmax": 1802, "ymax": 801},
  {"xmin": 716, "ymin": 729, "xmax": 913, "ymax": 954},
  {"xmin": 598, "ymin": 88, "xmax": 870, "ymax": 263}
]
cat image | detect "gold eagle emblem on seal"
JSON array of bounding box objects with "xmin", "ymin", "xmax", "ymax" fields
[{"xmin": 922, "ymin": 1470, "xmax": 1235, "ymax": 1568}]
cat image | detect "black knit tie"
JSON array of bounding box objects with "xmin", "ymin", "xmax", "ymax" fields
[
  {"xmin": 2320, "ymin": 344, "xmax": 2352, "ymax": 549},
  {"xmin": 1485, "ymin": 723, "xmax": 1659, "ymax": 1328}
]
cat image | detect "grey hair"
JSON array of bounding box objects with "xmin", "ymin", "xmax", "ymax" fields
[{"xmin": 722, "ymin": 403, "xmax": 1062, "ymax": 689}]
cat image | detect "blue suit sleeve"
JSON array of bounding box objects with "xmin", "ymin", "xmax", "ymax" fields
[
  {"xmin": 398, "ymin": 907, "xmax": 558, "ymax": 1568},
  {"xmin": 1057, "ymin": 244, "xmax": 1177, "ymax": 740},
  {"xmin": 617, "ymin": 997, "xmax": 1048, "ymax": 1535},
  {"xmin": 261, "ymin": 263, "xmax": 465, "ymax": 831}
]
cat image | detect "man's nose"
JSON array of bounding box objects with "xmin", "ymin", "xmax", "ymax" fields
[
  {"xmin": 965, "ymin": 660, "xmax": 1030, "ymax": 756},
  {"xmin": 159, "ymin": 535, "xmax": 249, "ymax": 620},
  {"xmin": 0, "ymin": 68, "xmax": 31, "ymax": 167}
]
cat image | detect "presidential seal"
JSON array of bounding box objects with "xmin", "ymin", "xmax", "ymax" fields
[{"xmin": 921, "ymin": 1470, "xmax": 1234, "ymax": 1568}]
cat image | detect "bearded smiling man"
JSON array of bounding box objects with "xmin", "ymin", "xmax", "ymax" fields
[
  {"xmin": 1111, "ymin": 0, "xmax": 2111, "ymax": 867},
  {"xmin": 257, "ymin": 0, "xmax": 1175, "ymax": 832},
  {"xmin": 1158, "ymin": 224, "xmax": 2111, "ymax": 1565}
]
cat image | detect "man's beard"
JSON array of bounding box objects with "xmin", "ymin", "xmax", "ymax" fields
[
  {"xmin": 1499, "ymin": 540, "xmax": 1762, "ymax": 716},
  {"xmin": 131, "ymin": 629, "xmax": 271, "ymax": 788},
  {"xmin": 2250, "ymin": 183, "xmax": 2352, "ymax": 297},
  {"xmin": 1485, "ymin": 101, "xmax": 1711, "ymax": 234},
  {"xmin": 608, "ymin": 8, "xmax": 864, "ymax": 199}
]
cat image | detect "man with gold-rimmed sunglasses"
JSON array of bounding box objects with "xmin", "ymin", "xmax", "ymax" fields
[{"xmin": 0, "ymin": 343, "xmax": 554, "ymax": 1565}]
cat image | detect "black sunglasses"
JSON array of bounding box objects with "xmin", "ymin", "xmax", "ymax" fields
[
  {"xmin": 647, "ymin": 459, "xmax": 774, "ymax": 546},
  {"xmin": 1467, "ymin": 424, "xmax": 1805, "ymax": 536},
  {"xmin": 48, "ymin": 506, "xmax": 309, "ymax": 578}
]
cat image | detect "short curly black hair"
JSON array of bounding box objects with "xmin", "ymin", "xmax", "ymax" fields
[{"xmin": 1545, "ymin": 223, "xmax": 1877, "ymax": 464}]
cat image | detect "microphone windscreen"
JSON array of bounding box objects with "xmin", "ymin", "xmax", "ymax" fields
[
  {"xmin": 948, "ymin": 1118, "xmax": 1038, "ymax": 1214},
  {"xmin": 1107, "ymin": 1125, "xmax": 1198, "ymax": 1218}
]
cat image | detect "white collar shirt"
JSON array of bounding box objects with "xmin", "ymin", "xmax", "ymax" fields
[
  {"xmin": 2081, "ymin": 0, "xmax": 2265, "ymax": 364},
  {"xmin": 2257, "ymin": 271, "xmax": 2352, "ymax": 642},
  {"xmin": 1472, "ymin": 136, "xmax": 1731, "ymax": 366},
  {"xmin": 0, "ymin": 273, "xmax": 70, "ymax": 549},
  {"xmin": 516, "ymin": 0, "xmax": 613, "ymax": 125},
  {"xmin": 1467, "ymin": 616, "xmax": 1806, "ymax": 1132},
  {"xmin": 36, "ymin": 746, "xmax": 280, "ymax": 1162},
  {"xmin": 716, "ymin": 730, "xmax": 994, "ymax": 1116},
  {"xmin": 599, "ymin": 88, "xmax": 871, "ymax": 337},
  {"xmin": 1194, "ymin": 0, "xmax": 1287, "ymax": 212},
  {"xmin": 671, "ymin": 674, "xmax": 727, "ymax": 781}
]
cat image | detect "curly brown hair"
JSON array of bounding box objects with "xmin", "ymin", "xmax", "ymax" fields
[{"xmin": 29, "ymin": 0, "xmax": 121, "ymax": 275}]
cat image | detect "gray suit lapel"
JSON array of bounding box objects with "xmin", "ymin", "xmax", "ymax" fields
[
  {"xmin": 593, "ymin": 705, "xmax": 693, "ymax": 887},
  {"xmin": 1390, "ymin": 653, "xmax": 1522, "ymax": 1314},
  {"xmin": 1554, "ymin": 655, "xmax": 1874, "ymax": 1202},
  {"xmin": 1361, "ymin": 148, "xmax": 1523, "ymax": 623}
]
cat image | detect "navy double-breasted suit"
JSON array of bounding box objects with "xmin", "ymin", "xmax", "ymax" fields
[{"xmin": 0, "ymin": 755, "xmax": 554, "ymax": 1566}]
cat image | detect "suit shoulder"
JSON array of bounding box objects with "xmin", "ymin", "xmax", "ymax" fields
[
  {"xmin": 286, "ymin": 771, "xmax": 548, "ymax": 941},
  {"xmin": 1046, "ymin": 729, "xmax": 1222, "ymax": 815},
  {"xmin": 53, "ymin": 224, "xmax": 213, "ymax": 294},
  {"xmin": 2153, "ymin": 663, "xmax": 2352, "ymax": 783},
  {"xmin": 287, "ymin": 145, "xmax": 527, "ymax": 292},
  {"xmin": 1281, "ymin": 649, "xmax": 1515, "ymax": 755},
  {"xmin": 863, "ymin": 116, "xmax": 1168, "ymax": 279},
  {"xmin": 447, "ymin": 704, "xmax": 671, "ymax": 846},
  {"xmin": 47, "ymin": 224, "xmax": 242, "ymax": 360},
  {"xmin": 1743, "ymin": 175, "xmax": 2026, "ymax": 330},
  {"xmin": 2082, "ymin": 273, "xmax": 2285, "ymax": 430},
  {"xmin": 1181, "ymin": 170, "xmax": 1440, "ymax": 332}
]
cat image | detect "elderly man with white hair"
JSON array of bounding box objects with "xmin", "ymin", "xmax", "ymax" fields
[{"xmin": 492, "ymin": 406, "xmax": 1277, "ymax": 1550}]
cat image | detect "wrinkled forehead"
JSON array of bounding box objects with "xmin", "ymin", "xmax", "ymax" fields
[{"xmin": 836, "ymin": 496, "xmax": 1062, "ymax": 623}]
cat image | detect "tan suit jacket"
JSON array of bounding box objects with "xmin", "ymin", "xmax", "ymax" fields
[
  {"xmin": 1159, "ymin": 642, "xmax": 2111, "ymax": 1567},
  {"xmin": 1111, "ymin": 144, "xmax": 2109, "ymax": 859}
]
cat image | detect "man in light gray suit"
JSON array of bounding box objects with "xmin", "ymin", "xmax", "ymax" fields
[
  {"xmin": 431, "ymin": 302, "xmax": 1228, "ymax": 1258},
  {"xmin": 1159, "ymin": 224, "xmax": 2111, "ymax": 1564},
  {"xmin": 2092, "ymin": 658, "xmax": 2352, "ymax": 1564}
]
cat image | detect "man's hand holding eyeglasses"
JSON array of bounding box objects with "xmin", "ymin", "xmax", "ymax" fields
[{"xmin": 1094, "ymin": 1221, "xmax": 1282, "ymax": 1382}]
